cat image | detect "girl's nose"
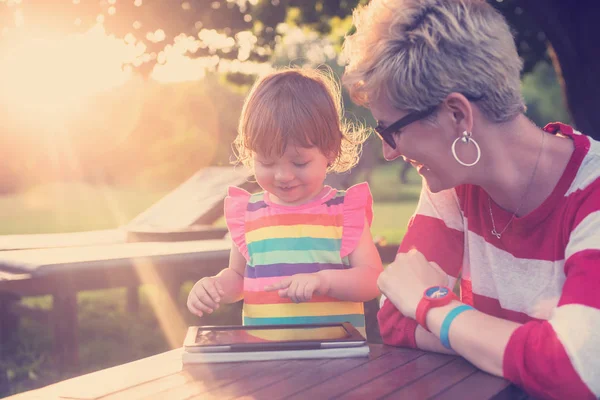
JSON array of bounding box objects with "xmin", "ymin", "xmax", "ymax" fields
[{"xmin": 274, "ymin": 167, "xmax": 294, "ymax": 182}]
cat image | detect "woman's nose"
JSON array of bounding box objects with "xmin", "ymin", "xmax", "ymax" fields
[{"xmin": 382, "ymin": 141, "xmax": 402, "ymax": 161}]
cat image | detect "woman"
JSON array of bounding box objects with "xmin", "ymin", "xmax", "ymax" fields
[{"xmin": 342, "ymin": 1, "xmax": 599, "ymax": 399}]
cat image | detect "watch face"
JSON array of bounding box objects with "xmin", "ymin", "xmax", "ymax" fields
[{"xmin": 425, "ymin": 286, "xmax": 449, "ymax": 299}]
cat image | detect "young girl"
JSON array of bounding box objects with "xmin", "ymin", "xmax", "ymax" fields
[{"xmin": 186, "ymin": 68, "xmax": 383, "ymax": 338}]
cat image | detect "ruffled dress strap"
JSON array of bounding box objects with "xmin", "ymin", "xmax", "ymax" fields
[
  {"xmin": 224, "ymin": 186, "xmax": 252, "ymax": 261},
  {"xmin": 340, "ymin": 182, "xmax": 374, "ymax": 258}
]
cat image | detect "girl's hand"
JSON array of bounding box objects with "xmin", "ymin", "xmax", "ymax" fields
[
  {"xmin": 187, "ymin": 277, "xmax": 226, "ymax": 317},
  {"xmin": 264, "ymin": 273, "xmax": 330, "ymax": 303},
  {"xmin": 377, "ymin": 249, "xmax": 449, "ymax": 319}
]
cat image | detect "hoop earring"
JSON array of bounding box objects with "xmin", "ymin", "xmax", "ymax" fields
[{"xmin": 451, "ymin": 130, "xmax": 481, "ymax": 167}]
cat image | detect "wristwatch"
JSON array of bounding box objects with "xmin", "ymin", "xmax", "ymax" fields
[{"xmin": 415, "ymin": 286, "xmax": 458, "ymax": 332}]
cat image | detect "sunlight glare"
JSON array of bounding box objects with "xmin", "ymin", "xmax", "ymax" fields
[
  {"xmin": 198, "ymin": 29, "xmax": 235, "ymax": 53},
  {"xmin": 0, "ymin": 25, "xmax": 141, "ymax": 120}
]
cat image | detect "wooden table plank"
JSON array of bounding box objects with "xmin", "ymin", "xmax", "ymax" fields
[
  {"xmin": 232, "ymin": 344, "xmax": 393, "ymax": 400},
  {"xmin": 135, "ymin": 360, "xmax": 289, "ymax": 400},
  {"xmin": 285, "ymin": 347, "xmax": 424, "ymax": 400},
  {"xmin": 6, "ymin": 344, "xmax": 514, "ymax": 400},
  {"xmin": 5, "ymin": 349, "xmax": 184, "ymax": 400},
  {"xmin": 126, "ymin": 166, "xmax": 254, "ymax": 230},
  {"xmin": 333, "ymin": 353, "xmax": 456, "ymax": 399},
  {"xmin": 0, "ymin": 230, "xmax": 125, "ymax": 251},
  {"xmin": 0, "ymin": 241, "xmax": 231, "ymax": 299},
  {"xmin": 192, "ymin": 359, "xmax": 332, "ymax": 400},
  {"xmin": 100, "ymin": 362, "xmax": 239, "ymax": 400},
  {"xmin": 0, "ymin": 239, "xmax": 232, "ymax": 274},
  {"xmin": 380, "ymin": 358, "xmax": 478, "ymax": 399},
  {"xmin": 431, "ymin": 370, "xmax": 514, "ymax": 400}
]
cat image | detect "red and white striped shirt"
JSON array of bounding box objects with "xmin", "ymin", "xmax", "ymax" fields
[{"xmin": 378, "ymin": 123, "xmax": 600, "ymax": 400}]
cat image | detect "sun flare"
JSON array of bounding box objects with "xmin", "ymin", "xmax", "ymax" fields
[{"xmin": 0, "ymin": 25, "xmax": 141, "ymax": 120}]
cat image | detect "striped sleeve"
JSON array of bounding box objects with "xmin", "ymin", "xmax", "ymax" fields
[
  {"xmin": 503, "ymin": 185, "xmax": 600, "ymax": 399},
  {"xmin": 379, "ymin": 185, "xmax": 465, "ymax": 347},
  {"xmin": 398, "ymin": 185, "xmax": 465, "ymax": 280}
]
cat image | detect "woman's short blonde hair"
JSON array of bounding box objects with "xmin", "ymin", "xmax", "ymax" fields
[
  {"xmin": 234, "ymin": 67, "xmax": 368, "ymax": 173},
  {"xmin": 342, "ymin": 0, "xmax": 525, "ymax": 122}
]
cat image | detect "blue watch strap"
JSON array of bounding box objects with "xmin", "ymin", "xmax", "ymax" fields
[{"xmin": 440, "ymin": 304, "xmax": 474, "ymax": 349}]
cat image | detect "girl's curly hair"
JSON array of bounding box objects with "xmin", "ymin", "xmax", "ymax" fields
[{"xmin": 234, "ymin": 67, "xmax": 369, "ymax": 173}]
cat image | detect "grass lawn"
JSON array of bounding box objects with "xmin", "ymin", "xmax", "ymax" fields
[{"xmin": 0, "ymin": 163, "xmax": 421, "ymax": 396}]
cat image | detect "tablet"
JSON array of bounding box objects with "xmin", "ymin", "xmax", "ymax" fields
[{"xmin": 183, "ymin": 322, "xmax": 367, "ymax": 353}]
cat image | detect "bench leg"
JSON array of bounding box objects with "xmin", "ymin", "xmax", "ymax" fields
[
  {"xmin": 165, "ymin": 281, "xmax": 181, "ymax": 305},
  {"xmin": 364, "ymin": 298, "xmax": 382, "ymax": 344},
  {"xmin": 126, "ymin": 286, "xmax": 139, "ymax": 314},
  {"xmin": 0, "ymin": 292, "xmax": 20, "ymax": 351},
  {"xmin": 52, "ymin": 291, "xmax": 79, "ymax": 372}
]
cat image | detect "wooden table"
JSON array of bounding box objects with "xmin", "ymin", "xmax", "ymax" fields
[{"xmin": 5, "ymin": 344, "xmax": 518, "ymax": 400}]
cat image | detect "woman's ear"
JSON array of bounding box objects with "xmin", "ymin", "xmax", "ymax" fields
[{"xmin": 443, "ymin": 93, "xmax": 474, "ymax": 133}]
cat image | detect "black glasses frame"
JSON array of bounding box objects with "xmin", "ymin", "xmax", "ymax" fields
[
  {"xmin": 374, "ymin": 106, "xmax": 438, "ymax": 149},
  {"xmin": 374, "ymin": 94, "xmax": 484, "ymax": 149}
]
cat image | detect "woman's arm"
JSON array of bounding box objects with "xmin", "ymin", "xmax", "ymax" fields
[
  {"xmin": 414, "ymin": 325, "xmax": 457, "ymax": 355},
  {"xmin": 424, "ymin": 300, "xmax": 518, "ymax": 375},
  {"xmin": 378, "ymin": 295, "xmax": 456, "ymax": 355},
  {"xmin": 382, "ymin": 247, "xmax": 598, "ymax": 400},
  {"xmin": 317, "ymin": 216, "xmax": 383, "ymax": 302},
  {"xmin": 378, "ymin": 185, "xmax": 465, "ymax": 347}
]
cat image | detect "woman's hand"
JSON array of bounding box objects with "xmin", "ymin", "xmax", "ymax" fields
[
  {"xmin": 264, "ymin": 273, "xmax": 330, "ymax": 303},
  {"xmin": 377, "ymin": 249, "xmax": 449, "ymax": 319}
]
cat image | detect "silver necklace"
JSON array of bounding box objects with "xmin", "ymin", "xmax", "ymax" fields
[{"xmin": 488, "ymin": 130, "xmax": 545, "ymax": 239}]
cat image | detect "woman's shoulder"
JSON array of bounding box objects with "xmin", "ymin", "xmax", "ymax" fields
[
  {"xmin": 569, "ymin": 134, "xmax": 600, "ymax": 194},
  {"xmin": 547, "ymin": 123, "xmax": 600, "ymax": 201}
]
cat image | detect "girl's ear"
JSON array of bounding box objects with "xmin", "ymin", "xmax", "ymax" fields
[
  {"xmin": 327, "ymin": 155, "xmax": 336, "ymax": 168},
  {"xmin": 325, "ymin": 151, "xmax": 336, "ymax": 168}
]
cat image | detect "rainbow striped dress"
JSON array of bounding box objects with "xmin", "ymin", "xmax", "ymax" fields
[{"xmin": 224, "ymin": 182, "xmax": 373, "ymax": 338}]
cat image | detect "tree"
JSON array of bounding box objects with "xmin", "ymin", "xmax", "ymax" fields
[
  {"xmin": 1, "ymin": 0, "xmax": 598, "ymax": 139},
  {"xmin": 513, "ymin": 0, "xmax": 600, "ymax": 139}
]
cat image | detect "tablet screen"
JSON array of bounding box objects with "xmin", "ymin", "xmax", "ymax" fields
[{"xmin": 195, "ymin": 325, "xmax": 351, "ymax": 345}]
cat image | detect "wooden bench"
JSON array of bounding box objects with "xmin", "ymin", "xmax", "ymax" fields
[
  {"xmin": 0, "ymin": 166, "xmax": 257, "ymax": 252},
  {"xmin": 0, "ymin": 240, "xmax": 395, "ymax": 372},
  {"xmin": 0, "ymin": 167, "xmax": 256, "ymax": 370},
  {"xmin": 0, "ymin": 166, "xmax": 396, "ymax": 372},
  {"xmin": 0, "ymin": 240, "xmax": 232, "ymax": 369}
]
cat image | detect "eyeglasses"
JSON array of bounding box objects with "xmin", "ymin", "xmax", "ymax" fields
[
  {"xmin": 374, "ymin": 106, "xmax": 438, "ymax": 149},
  {"xmin": 374, "ymin": 94, "xmax": 484, "ymax": 149}
]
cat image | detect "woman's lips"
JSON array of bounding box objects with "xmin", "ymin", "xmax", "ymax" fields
[
  {"xmin": 403, "ymin": 156, "xmax": 430, "ymax": 174},
  {"xmin": 408, "ymin": 161, "xmax": 429, "ymax": 174}
]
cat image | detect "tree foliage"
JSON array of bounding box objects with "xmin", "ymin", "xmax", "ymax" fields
[{"xmin": 0, "ymin": 0, "xmax": 549, "ymax": 76}]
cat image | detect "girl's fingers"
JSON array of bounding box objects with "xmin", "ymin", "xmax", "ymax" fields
[
  {"xmin": 190, "ymin": 295, "xmax": 215, "ymax": 314},
  {"xmin": 196, "ymin": 285, "xmax": 219, "ymax": 309},
  {"xmin": 203, "ymin": 282, "xmax": 222, "ymax": 305},
  {"xmin": 186, "ymin": 297, "xmax": 202, "ymax": 316},
  {"xmin": 288, "ymin": 280, "xmax": 300, "ymax": 303},
  {"xmin": 303, "ymin": 282, "xmax": 315, "ymax": 302},
  {"xmin": 265, "ymin": 277, "xmax": 291, "ymax": 292},
  {"xmin": 214, "ymin": 280, "xmax": 226, "ymax": 296},
  {"xmin": 295, "ymin": 281, "xmax": 307, "ymax": 302}
]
